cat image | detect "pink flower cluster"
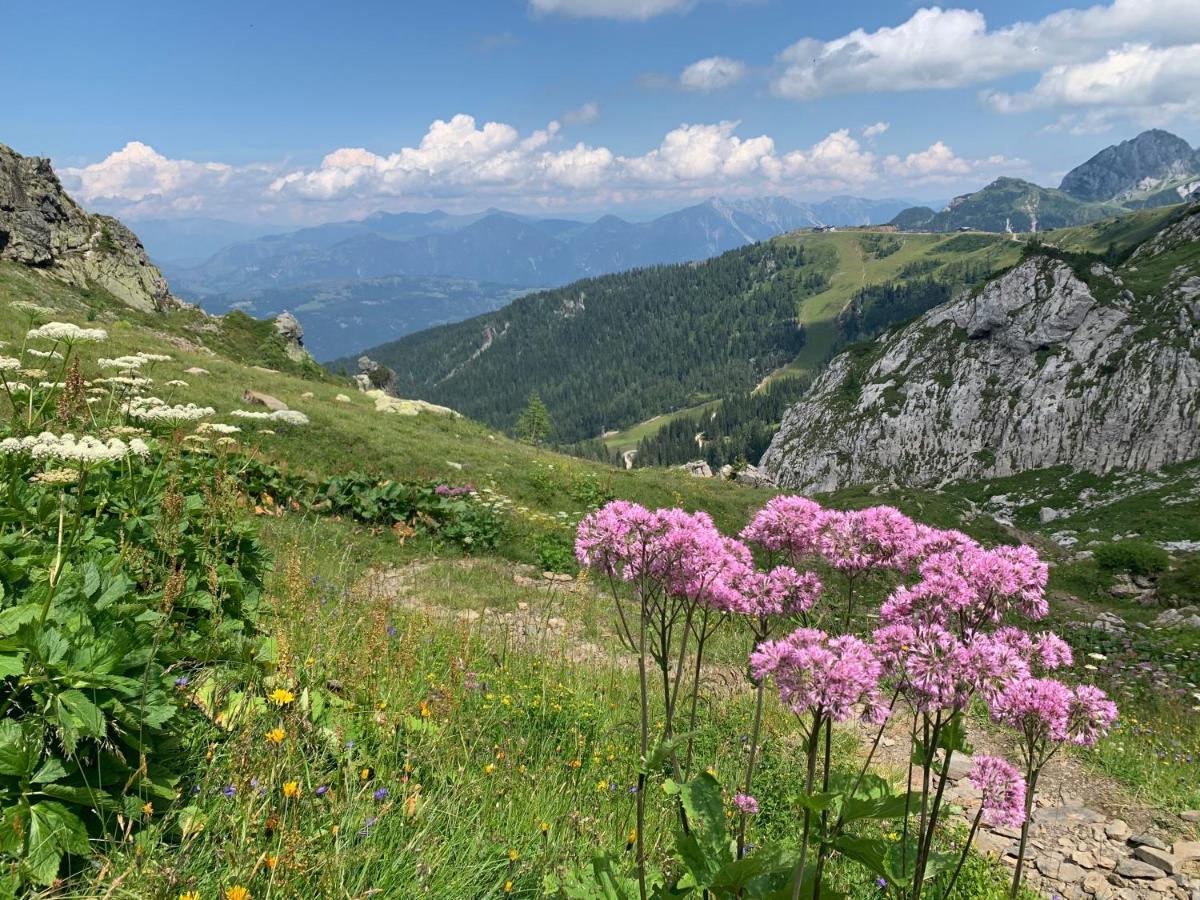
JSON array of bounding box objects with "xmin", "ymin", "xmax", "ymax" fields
[
  {"xmin": 576, "ymin": 501, "xmax": 823, "ymax": 616},
  {"xmin": 967, "ymin": 755, "xmax": 1027, "ymax": 828},
  {"xmin": 990, "ymin": 677, "xmax": 1118, "ymax": 749},
  {"xmin": 750, "ymin": 628, "xmax": 888, "ymax": 724}
]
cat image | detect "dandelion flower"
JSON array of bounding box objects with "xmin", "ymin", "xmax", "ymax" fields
[
  {"xmin": 268, "ymin": 688, "xmax": 295, "ymax": 706},
  {"xmin": 225, "ymin": 886, "xmax": 251, "ymax": 900},
  {"xmin": 508, "ymin": 848, "xmax": 519, "ymax": 861},
  {"xmin": 282, "ymin": 781, "xmax": 301, "ymax": 799},
  {"xmin": 265, "ymin": 727, "xmax": 286, "ymax": 745}
]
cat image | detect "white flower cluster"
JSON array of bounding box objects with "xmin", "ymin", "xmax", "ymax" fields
[
  {"xmin": 230, "ymin": 409, "xmax": 309, "ymax": 426},
  {"xmin": 98, "ymin": 352, "xmax": 173, "ymax": 370},
  {"xmin": 124, "ymin": 397, "xmax": 215, "ymax": 423},
  {"xmin": 0, "ymin": 357, "xmax": 20, "ymax": 372},
  {"xmin": 0, "ymin": 432, "xmax": 151, "ymax": 464},
  {"xmin": 197, "ymin": 423, "xmax": 241, "ymax": 435},
  {"xmin": 96, "ymin": 376, "xmax": 154, "ymax": 389},
  {"xmin": 166, "ymin": 379, "xmax": 189, "ymax": 387},
  {"xmin": 27, "ymin": 323, "xmax": 108, "ymax": 343},
  {"xmin": 27, "ymin": 349, "xmax": 63, "ymax": 360},
  {"xmin": 11, "ymin": 301, "xmax": 54, "ymax": 316}
]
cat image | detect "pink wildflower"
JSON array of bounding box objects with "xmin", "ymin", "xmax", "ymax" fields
[
  {"xmin": 989, "ymin": 677, "xmax": 1074, "ymax": 744},
  {"xmin": 751, "ymin": 628, "xmax": 886, "ymax": 724},
  {"xmin": 967, "ymin": 756, "xmax": 1026, "ymax": 828},
  {"xmin": 733, "ymin": 793, "xmax": 759, "ymax": 815},
  {"xmin": 1066, "ymin": 685, "xmax": 1118, "ymax": 747},
  {"xmin": 740, "ymin": 495, "xmax": 824, "ymax": 560}
]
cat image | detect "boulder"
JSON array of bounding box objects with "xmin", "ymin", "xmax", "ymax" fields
[
  {"xmin": 241, "ymin": 390, "xmax": 288, "ymax": 412},
  {"xmin": 1133, "ymin": 846, "xmax": 1179, "ymax": 875},
  {"xmin": 734, "ymin": 464, "xmax": 775, "ymax": 488},
  {"xmin": 678, "ymin": 460, "xmax": 713, "ymax": 478},
  {"xmin": 368, "ymin": 390, "xmax": 459, "ymax": 417},
  {"xmin": 1115, "ymin": 858, "xmax": 1165, "ymax": 879},
  {"xmin": 353, "ymin": 356, "xmax": 399, "ymax": 396}
]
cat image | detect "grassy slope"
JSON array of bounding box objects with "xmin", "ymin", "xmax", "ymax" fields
[{"xmin": 4, "ymin": 257, "xmax": 1198, "ymax": 898}]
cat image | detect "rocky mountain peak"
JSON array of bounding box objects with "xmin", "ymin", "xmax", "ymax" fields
[
  {"xmin": 0, "ymin": 142, "xmax": 181, "ymax": 312},
  {"xmin": 1059, "ymin": 129, "xmax": 1198, "ymax": 204}
]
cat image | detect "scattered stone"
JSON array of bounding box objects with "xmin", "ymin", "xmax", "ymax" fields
[
  {"xmin": 1106, "ymin": 820, "xmax": 1131, "ymax": 841},
  {"xmin": 1182, "ymin": 811, "xmax": 1200, "ymax": 824},
  {"xmin": 1154, "ymin": 607, "xmax": 1200, "ymax": 629},
  {"xmin": 1131, "ymin": 834, "xmax": 1170, "ymax": 851},
  {"xmin": 241, "ymin": 390, "xmax": 288, "ymax": 411},
  {"xmin": 1117, "ymin": 858, "xmax": 1168, "ymax": 879},
  {"xmin": 1091, "ymin": 611, "xmax": 1128, "ymax": 633},
  {"xmin": 335, "ymin": 393, "xmax": 351, "ymax": 402},
  {"xmin": 1040, "ymin": 506, "xmax": 1061, "ymax": 523},
  {"xmin": 973, "ymin": 831, "xmax": 1010, "ymax": 857},
  {"xmin": 1071, "ymin": 849, "xmax": 1097, "ymax": 869},
  {"xmin": 368, "ymin": 390, "xmax": 459, "ymax": 417},
  {"xmin": 734, "ymin": 464, "xmax": 775, "ymax": 488},
  {"xmin": 353, "ymin": 356, "xmax": 398, "ymax": 395},
  {"xmin": 1081, "ymin": 871, "xmax": 1113, "ymax": 897},
  {"xmin": 1134, "ymin": 846, "xmax": 1180, "ymax": 875},
  {"xmin": 678, "ymin": 460, "xmax": 713, "ymax": 478}
]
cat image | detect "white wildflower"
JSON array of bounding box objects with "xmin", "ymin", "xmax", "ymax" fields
[
  {"xmin": 31, "ymin": 468, "xmax": 81, "ymax": 485},
  {"xmin": 136, "ymin": 353, "xmax": 172, "ymax": 362},
  {"xmin": 4, "ymin": 432, "xmax": 135, "ymax": 465},
  {"xmin": 0, "ymin": 357, "xmax": 20, "ymax": 371},
  {"xmin": 19, "ymin": 369, "xmax": 47, "ymax": 378},
  {"xmin": 10, "ymin": 301, "xmax": 54, "ymax": 316},
  {"xmin": 214, "ymin": 436, "xmax": 238, "ymax": 447},
  {"xmin": 98, "ymin": 356, "xmax": 146, "ymax": 369},
  {"xmin": 124, "ymin": 397, "xmax": 214, "ymax": 423},
  {"xmin": 259, "ymin": 429, "xmax": 275, "ymax": 435},
  {"xmin": 196, "ymin": 423, "xmax": 241, "ymax": 435},
  {"xmin": 165, "ymin": 379, "xmax": 189, "ymax": 387},
  {"xmin": 271, "ymin": 410, "xmax": 309, "ymax": 426},
  {"xmin": 27, "ymin": 348, "xmax": 63, "ymax": 360},
  {"xmin": 38, "ymin": 382, "xmax": 66, "ymax": 389},
  {"xmin": 229, "ymin": 410, "xmax": 272, "ymax": 420},
  {"xmin": 335, "ymin": 394, "xmax": 351, "ymax": 403},
  {"xmin": 129, "ymin": 438, "xmax": 152, "ymax": 459},
  {"xmin": 4, "ymin": 382, "xmax": 30, "ymax": 393},
  {"xmin": 27, "ymin": 323, "xmax": 108, "ymax": 343}
]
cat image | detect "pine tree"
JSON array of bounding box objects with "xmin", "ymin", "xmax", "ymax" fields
[{"xmin": 516, "ymin": 393, "xmax": 552, "ymax": 446}]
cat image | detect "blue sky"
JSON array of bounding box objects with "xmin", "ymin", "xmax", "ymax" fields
[{"xmin": 5, "ymin": 0, "xmax": 1198, "ymax": 223}]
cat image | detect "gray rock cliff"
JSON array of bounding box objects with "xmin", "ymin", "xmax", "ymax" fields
[
  {"xmin": 761, "ymin": 207, "xmax": 1200, "ymax": 492},
  {"xmin": 0, "ymin": 143, "xmax": 180, "ymax": 311}
]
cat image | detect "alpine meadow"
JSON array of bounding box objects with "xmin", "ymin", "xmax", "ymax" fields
[{"xmin": 2, "ymin": 3, "xmax": 1200, "ymax": 899}]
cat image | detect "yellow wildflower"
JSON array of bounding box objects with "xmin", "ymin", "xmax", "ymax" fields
[
  {"xmin": 226, "ymin": 888, "xmax": 251, "ymax": 900},
  {"xmin": 504, "ymin": 882, "xmax": 513, "ymax": 894},
  {"xmin": 265, "ymin": 727, "xmax": 286, "ymax": 745},
  {"xmin": 179, "ymin": 893, "xmax": 200, "ymax": 900},
  {"xmin": 269, "ymin": 688, "xmax": 295, "ymax": 706},
  {"xmin": 484, "ymin": 763, "xmax": 496, "ymax": 775},
  {"xmin": 266, "ymin": 854, "xmax": 278, "ymax": 869},
  {"xmin": 508, "ymin": 848, "xmax": 519, "ymax": 862},
  {"xmin": 142, "ymin": 801, "xmax": 154, "ymax": 816},
  {"xmin": 282, "ymin": 781, "xmax": 301, "ymax": 799}
]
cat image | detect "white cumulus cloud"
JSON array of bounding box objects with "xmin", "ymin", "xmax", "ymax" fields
[
  {"xmin": 61, "ymin": 117, "xmax": 1020, "ymax": 221},
  {"xmin": 771, "ymin": 0, "xmax": 1200, "ymax": 101},
  {"xmin": 679, "ymin": 56, "xmax": 747, "ymax": 91},
  {"xmin": 984, "ymin": 43, "xmax": 1200, "ymax": 127},
  {"xmin": 862, "ymin": 122, "xmax": 890, "ymax": 139}
]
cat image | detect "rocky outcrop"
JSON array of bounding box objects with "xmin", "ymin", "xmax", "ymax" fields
[
  {"xmin": 273, "ymin": 311, "xmax": 308, "ymax": 362},
  {"xmin": 761, "ymin": 208, "xmax": 1200, "ymax": 492},
  {"xmin": 353, "ymin": 355, "xmax": 398, "ymax": 395},
  {"xmin": 0, "ymin": 143, "xmax": 180, "ymax": 312}
]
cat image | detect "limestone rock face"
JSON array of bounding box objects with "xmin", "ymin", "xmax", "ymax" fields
[
  {"xmin": 761, "ymin": 208, "xmax": 1200, "ymax": 492},
  {"xmin": 273, "ymin": 311, "xmax": 308, "ymax": 362},
  {"xmin": 0, "ymin": 143, "xmax": 180, "ymax": 312}
]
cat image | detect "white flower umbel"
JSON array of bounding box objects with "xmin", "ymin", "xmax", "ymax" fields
[
  {"xmin": 99, "ymin": 356, "xmax": 147, "ymax": 369},
  {"xmin": 124, "ymin": 397, "xmax": 215, "ymax": 423},
  {"xmin": 196, "ymin": 423, "xmax": 241, "ymax": 435},
  {"xmin": 26, "ymin": 349, "xmax": 63, "ymax": 360},
  {"xmin": 136, "ymin": 353, "xmax": 172, "ymax": 362},
  {"xmin": 165, "ymin": 379, "xmax": 189, "ymax": 387},
  {"xmin": 0, "ymin": 357, "xmax": 20, "ymax": 371},
  {"xmin": 27, "ymin": 323, "xmax": 108, "ymax": 343},
  {"xmin": 230, "ymin": 409, "xmax": 309, "ymax": 426},
  {"xmin": 1, "ymin": 432, "xmax": 145, "ymax": 465}
]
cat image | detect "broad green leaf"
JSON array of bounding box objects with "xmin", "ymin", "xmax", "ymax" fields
[
  {"xmin": 0, "ymin": 720, "xmax": 38, "ymax": 777},
  {"xmin": 0, "ymin": 603, "xmax": 40, "ymax": 637},
  {"xmin": 31, "ymin": 757, "xmax": 67, "ymax": 785},
  {"xmin": 0, "ymin": 652, "xmax": 25, "ymax": 679},
  {"xmin": 936, "ymin": 711, "xmax": 974, "ymax": 758},
  {"xmin": 25, "ymin": 801, "xmax": 90, "ymax": 886},
  {"xmin": 708, "ymin": 844, "xmax": 796, "ymax": 893}
]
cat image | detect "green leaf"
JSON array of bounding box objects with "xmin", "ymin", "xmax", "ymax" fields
[
  {"xmin": 37, "ymin": 784, "xmax": 118, "ymax": 812},
  {"xmin": 0, "ymin": 806, "xmax": 23, "ymax": 855},
  {"xmin": 708, "ymin": 844, "xmax": 796, "ymax": 893},
  {"xmin": 830, "ymin": 773, "xmax": 920, "ymax": 824},
  {"xmin": 831, "ymin": 834, "xmax": 890, "ymax": 881},
  {"xmin": 640, "ymin": 731, "xmax": 696, "ymax": 776},
  {"xmin": 0, "ymin": 603, "xmax": 40, "ymax": 637},
  {"xmin": 0, "ymin": 720, "xmax": 38, "ymax": 777},
  {"xmin": 794, "ymin": 791, "xmax": 838, "ymax": 814},
  {"xmin": 0, "ymin": 652, "xmax": 25, "ymax": 679},
  {"xmin": 25, "ymin": 801, "xmax": 90, "ymax": 886},
  {"xmin": 31, "ymin": 757, "xmax": 68, "ymax": 785},
  {"xmin": 670, "ymin": 773, "xmax": 733, "ymax": 888}
]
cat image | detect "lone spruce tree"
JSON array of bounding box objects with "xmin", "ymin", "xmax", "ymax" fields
[{"xmin": 516, "ymin": 393, "xmax": 552, "ymax": 446}]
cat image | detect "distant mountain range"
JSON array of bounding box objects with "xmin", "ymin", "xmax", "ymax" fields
[
  {"xmin": 891, "ymin": 130, "xmax": 1200, "ymax": 233},
  {"xmin": 165, "ymin": 195, "xmax": 913, "ymax": 358},
  {"xmin": 167, "ymin": 195, "xmax": 914, "ymax": 296}
]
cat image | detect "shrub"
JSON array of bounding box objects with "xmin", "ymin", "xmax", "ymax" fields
[
  {"xmin": 1158, "ymin": 557, "xmax": 1200, "ymax": 606},
  {"xmin": 1093, "ymin": 541, "xmax": 1170, "ymax": 577}
]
